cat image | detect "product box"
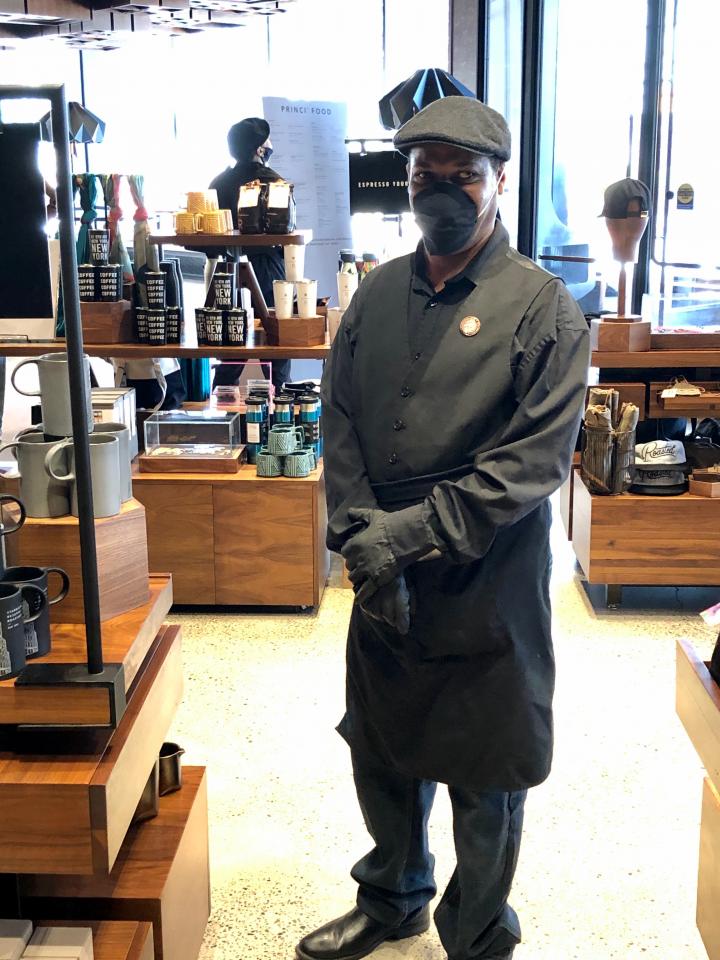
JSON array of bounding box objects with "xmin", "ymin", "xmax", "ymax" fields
[
  {"xmin": 0, "ymin": 920, "xmax": 32, "ymax": 960},
  {"xmin": 91, "ymin": 387, "xmax": 138, "ymax": 458},
  {"xmin": 23, "ymin": 927, "xmax": 93, "ymax": 960}
]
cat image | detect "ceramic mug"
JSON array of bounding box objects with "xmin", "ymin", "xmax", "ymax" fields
[
  {"xmin": 93, "ymin": 422, "xmax": 132, "ymax": 502},
  {"xmin": 283, "ymin": 450, "xmax": 312, "ymax": 478},
  {"xmin": 0, "ymin": 433, "xmax": 70, "ymax": 518},
  {"xmin": 268, "ymin": 425, "xmax": 304, "ymax": 456},
  {"xmin": 45, "ymin": 434, "xmax": 121, "ymax": 519},
  {"xmin": 11, "ymin": 352, "xmax": 93, "ymax": 439},
  {"xmin": 0, "ymin": 565, "xmax": 69, "ymax": 660},
  {"xmin": 0, "ymin": 582, "xmax": 47, "ymax": 680},
  {"xmin": 302, "ymin": 445, "xmax": 317, "ymax": 471},
  {"xmin": 256, "ymin": 448, "xmax": 283, "ymax": 477}
]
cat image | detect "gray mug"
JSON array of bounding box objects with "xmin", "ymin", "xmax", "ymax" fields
[
  {"xmin": 93, "ymin": 421, "xmax": 132, "ymax": 501},
  {"xmin": 283, "ymin": 449, "xmax": 312, "ymax": 478},
  {"xmin": 11, "ymin": 352, "xmax": 94, "ymax": 438},
  {"xmin": 0, "ymin": 433, "xmax": 71, "ymax": 518},
  {"xmin": 268, "ymin": 425, "xmax": 304, "ymax": 456},
  {"xmin": 45, "ymin": 434, "xmax": 121, "ymax": 518}
]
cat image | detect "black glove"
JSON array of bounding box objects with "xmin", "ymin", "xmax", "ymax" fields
[
  {"xmin": 341, "ymin": 506, "xmax": 443, "ymax": 597},
  {"xmin": 358, "ymin": 574, "xmax": 410, "ymax": 635}
]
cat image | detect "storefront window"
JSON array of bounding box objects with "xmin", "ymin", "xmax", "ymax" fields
[
  {"xmin": 535, "ymin": 0, "xmax": 647, "ymax": 312},
  {"xmin": 649, "ymin": 0, "xmax": 720, "ymax": 326},
  {"xmin": 486, "ymin": 0, "xmax": 523, "ymax": 246}
]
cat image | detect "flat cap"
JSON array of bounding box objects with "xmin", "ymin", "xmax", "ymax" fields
[
  {"xmin": 601, "ymin": 178, "xmax": 651, "ymax": 218},
  {"xmin": 393, "ymin": 96, "xmax": 511, "ymax": 161}
]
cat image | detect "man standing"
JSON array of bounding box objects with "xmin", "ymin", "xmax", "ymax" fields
[{"xmin": 296, "ymin": 96, "xmax": 589, "ymax": 960}]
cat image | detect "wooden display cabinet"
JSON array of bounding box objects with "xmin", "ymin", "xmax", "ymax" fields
[{"xmin": 132, "ymin": 464, "xmax": 330, "ymax": 607}]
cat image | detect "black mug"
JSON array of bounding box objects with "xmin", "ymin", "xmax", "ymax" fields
[
  {"xmin": 0, "ymin": 566, "xmax": 69, "ymax": 660},
  {"xmin": 0, "ymin": 582, "xmax": 47, "ymax": 680}
]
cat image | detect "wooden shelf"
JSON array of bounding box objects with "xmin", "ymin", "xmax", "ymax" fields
[
  {"xmin": 572, "ymin": 472, "xmax": 720, "ymax": 586},
  {"xmin": 0, "ymin": 574, "xmax": 172, "ymax": 727},
  {"xmin": 592, "ymin": 349, "xmax": 720, "ymax": 368},
  {"xmin": 0, "ymin": 341, "xmax": 330, "ymax": 360},
  {"xmin": 0, "ymin": 623, "xmax": 183, "ymax": 876},
  {"xmin": 23, "ymin": 767, "xmax": 211, "ymax": 960},
  {"xmin": 132, "ymin": 461, "xmax": 323, "ymax": 484},
  {"xmin": 38, "ymin": 921, "xmax": 153, "ymax": 960},
  {"xmin": 150, "ymin": 229, "xmax": 312, "ymax": 247}
]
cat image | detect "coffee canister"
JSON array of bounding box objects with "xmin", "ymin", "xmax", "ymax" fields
[
  {"xmin": 224, "ymin": 308, "xmax": 247, "ymax": 347},
  {"xmin": 273, "ymin": 393, "xmax": 294, "ymax": 425},
  {"xmin": 204, "ymin": 308, "xmax": 224, "ymax": 347},
  {"xmin": 135, "ymin": 307, "xmax": 149, "ymax": 343},
  {"xmin": 98, "ymin": 263, "xmax": 122, "ymax": 302},
  {"xmin": 78, "ymin": 264, "xmax": 97, "ymax": 302},
  {"xmin": 145, "ymin": 271, "xmax": 167, "ymax": 309},
  {"xmin": 213, "ymin": 271, "xmax": 235, "ymax": 309},
  {"xmin": 166, "ymin": 306, "xmax": 182, "ymax": 345},
  {"xmin": 147, "ymin": 309, "xmax": 167, "ymax": 346},
  {"xmin": 195, "ymin": 308, "xmax": 207, "ymax": 346},
  {"xmin": 89, "ymin": 228, "xmax": 110, "ymax": 266},
  {"xmin": 299, "ymin": 392, "xmax": 321, "ymax": 460}
]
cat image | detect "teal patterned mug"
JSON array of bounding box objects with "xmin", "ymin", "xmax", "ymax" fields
[
  {"xmin": 256, "ymin": 448, "xmax": 283, "ymax": 477},
  {"xmin": 283, "ymin": 450, "xmax": 311, "ymax": 478},
  {"xmin": 268, "ymin": 425, "xmax": 304, "ymax": 456}
]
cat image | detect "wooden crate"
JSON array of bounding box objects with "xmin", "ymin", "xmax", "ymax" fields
[
  {"xmin": 22, "ymin": 767, "xmax": 210, "ymax": 960},
  {"xmin": 0, "ymin": 624, "xmax": 183, "ymax": 876},
  {"xmin": 590, "ymin": 319, "xmax": 651, "ymax": 352},
  {"xmin": 7, "ymin": 500, "xmax": 150, "ymax": 623},
  {"xmin": 81, "ymin": 302, "xmax": 134, "ymax": 345},
  {"xmin": 264, "ymin": 311, "xmax": 326, "ymax": 347}
]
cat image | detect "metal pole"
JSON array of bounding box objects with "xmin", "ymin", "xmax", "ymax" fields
[{"xmin": 49, "ymin": 86, "xmax": 104, "ymax": 674}]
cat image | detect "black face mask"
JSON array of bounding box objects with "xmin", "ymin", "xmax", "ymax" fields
[
  {"xmin": 259, "ymin": 146, "xmax": 273, "ymax": 164},
  {"xmin": 411, "ymin": 181, "xmax": 482, "ymax": 256}
]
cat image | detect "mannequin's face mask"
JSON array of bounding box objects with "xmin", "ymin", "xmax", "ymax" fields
[{"xmin": 408, "ymin": 145, "xmax": 504, "ymax": 256}]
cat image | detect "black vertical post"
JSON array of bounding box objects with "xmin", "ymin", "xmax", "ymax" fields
[
  {"xmin": 48, "ymin": 85, "xmax": 104, "ymax": 675},
  {"xmin": 632, "ymin": 0, "xmax": 667, "ymax": 314},
  {"xmin": 516, "ymin": 0, "xmax": 543, "ymax": 259}
]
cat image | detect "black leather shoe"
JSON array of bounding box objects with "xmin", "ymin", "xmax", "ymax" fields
[{"xmin": 296, "ymin": 905, "xmax": 430, "ymax": 960}]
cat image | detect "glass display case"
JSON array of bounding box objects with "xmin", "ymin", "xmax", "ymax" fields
[{"xmin": 143, "ymin": 410, "xmax": 242, "ymax": 461}]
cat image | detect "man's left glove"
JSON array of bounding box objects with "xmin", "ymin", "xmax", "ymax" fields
[{"xmin": 341, "ymin": 505, "xmax": 443, "ymax": 605}]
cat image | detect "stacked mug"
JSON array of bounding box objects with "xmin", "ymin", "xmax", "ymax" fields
[
  {"xmin": 9, "ymin": 352, "xmax": 134, "ymax": 521},
  {"xmin": 135, "ymin": 270, "xmax": 182, "ymax": 346},
  {"xmin": 256, "ymin": 424, "xmax": 317, "ymax": 478},
  {"xmin": 195, "ymin": 270, "xmax": 249, "ymax": 348},
  {"xmin": 78, "ymin": 228, "xmax": 123, "ymax": 303}
]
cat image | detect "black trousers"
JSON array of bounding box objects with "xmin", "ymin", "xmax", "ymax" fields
[{"xmin": 350, "ymin": 748, "xmax": 526, "ymax": 960}]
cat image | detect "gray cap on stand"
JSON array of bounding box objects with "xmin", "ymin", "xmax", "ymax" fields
[{"xmin": 393, "ymin": 97, "xmax": 511, "ymax": 161}]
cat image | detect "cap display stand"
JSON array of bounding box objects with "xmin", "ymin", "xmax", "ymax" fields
[{"xmin": 0, "ymin": 84, "xmax": 209, "ymax": 960}]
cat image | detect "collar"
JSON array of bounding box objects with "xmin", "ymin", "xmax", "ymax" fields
[{"xmin": 412, "ymin": 220, "xmax": 510, "ymax": 294}]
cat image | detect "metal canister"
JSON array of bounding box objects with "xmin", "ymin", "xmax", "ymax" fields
[
  {"xmin": 224, "ymin": 308, "xmax": 247, "ymax": 347},
  {"xmin": 299, "ymin": 392, "xmax": 321, "ymax": 461},
  {"xmin": 195, "ymin": 308, "xmax": 207, "ymax": 346},
  {"xmin": 273, "ymin": 393, "xmax": 294, "ymax": 425},
  {"xmin": 244, "ymin": 395, "xmax": 266, "ymax": 464},
  {"xmin": 204, "ymin": 308, "xmax": 224, "ymax": 347},
  {"xmin": 135, "ymin": 307, "xmax": 149, "ymax": 343},
  {"xmin": 165, "ymin": 306, "xmax": 182, "ymax": 345}
]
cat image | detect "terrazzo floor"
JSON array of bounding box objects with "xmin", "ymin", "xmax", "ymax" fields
[{"xmin": 168, "ymin": 508, "xmax": 718, "ymax": 960}]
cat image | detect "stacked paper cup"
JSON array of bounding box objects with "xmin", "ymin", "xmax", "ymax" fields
[{"xmin": 276, "ymin": 245, "xmax": 317, "ymax": 320}]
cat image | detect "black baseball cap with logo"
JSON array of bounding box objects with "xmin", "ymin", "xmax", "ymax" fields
[{"xmin": 601, "ymin": 178, "xmax": 651, "ymax": 219}]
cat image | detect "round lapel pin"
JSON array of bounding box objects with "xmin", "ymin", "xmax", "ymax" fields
[{"xmin": 460, "ymin": 316, "xmax": 481, "ymax": 337}]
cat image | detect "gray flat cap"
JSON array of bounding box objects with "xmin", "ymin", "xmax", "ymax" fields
[{"xmin": 393, "ymin": 96, "xmax": 511, "ymax": 161}]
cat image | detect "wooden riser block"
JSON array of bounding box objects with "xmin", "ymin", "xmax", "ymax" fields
[
  {"xmin": 572, "ymin": 472, "xmax": 720, "ymax": 586},
  {"xmin": 699, "ymin": 777, "xmax": 720, "ymax": 960},
  {"xmin": 0, "ymin": 624, "xmax": 183, "ymax": 876},
  {"xmin": 22, "ymin": 767, "xmax": 211, "ymax": 960},
  {"xmin": 590, "ymin": 319, "xmax": 651, "ymax": 352},
  {"xmin": 0, "ymin": 575, "xmax": 172, "ymax": 727},
  {"xmin": 38, "ymin": 921, "xmax": 153, "ymax": 960},
  {"xmin": 81, "ymin": 301, "xmax": 134, "ymax": 345},
  {"xmin": 7, "ymin": 500, "xmax": 150, "ymax": 623}
]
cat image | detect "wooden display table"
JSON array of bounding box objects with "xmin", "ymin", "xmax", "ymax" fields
[
  {"xmin": 676, "ymin": 640, "xmax": 720, "ymax": 960},
  {"xmin": 132, "ymin": 463, "xmax": 330, "ymax": 608},
  {"xmin": 572, "ymin": 473, "xmax": 720, "ymax": 603},
  {"xmin": 23, "ymin": 768, "xmax": 210, "ymax": 960}
]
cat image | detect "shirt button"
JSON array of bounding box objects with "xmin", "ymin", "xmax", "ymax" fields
[
  {"xmin": 428, "ymin": 300, "xmax": 437, "ymax": 308},
  {"xmin": 393, "ymin": 419, "xmax": 405, "ymax": 431},
  {"xmin": 389, "ymin": 453, "xmax": 398, "ymax": 465},
  {"xmin": 414, "ymin": 353, "xmax": 422, "ymax": 361},
  {"xmin": 400, "ymin": 386, "xmax": 412, "ymax": 398}
]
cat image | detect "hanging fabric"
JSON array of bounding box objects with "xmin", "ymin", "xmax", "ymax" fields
[
  {"xmin": 74, "ymin": 173, "xmax": 99, "ymax": 267},
  {"xmin": 128, "ymin": 174, "xmax": 151, "ymax": 275},
  {"xmin": 103, "ymin": 173, "xmax": 133, "ymax": 284}
]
